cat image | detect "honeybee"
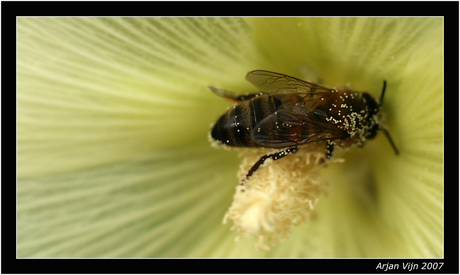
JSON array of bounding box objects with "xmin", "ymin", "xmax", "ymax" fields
[{"xmin": 209, "ymin": 70, "xmax": 399, "ymax": 182}]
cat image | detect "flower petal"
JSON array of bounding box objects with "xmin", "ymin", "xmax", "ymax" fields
[
  {"xmin": 18, "ymin": 17, "xmax": 258, "ymax": 177},
  {"xmin": 18, "ymin": 141, "xmax": 242, "ymax": 258},
  {"xmin": 377, "ymin": 21, "xmax": 443, "ymax": 258},
  {"xmin": 246, "ymin": 17, "xmax": 441, "ymax": 88}
]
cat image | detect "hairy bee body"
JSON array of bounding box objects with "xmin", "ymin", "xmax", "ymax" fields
[
  {"xmin": 209, "ymin": 70, "xmax": 398, "ymax": 182},
  {"xmin": 211, "ymin": 89, "xmax": 379, "ymax": 150}
]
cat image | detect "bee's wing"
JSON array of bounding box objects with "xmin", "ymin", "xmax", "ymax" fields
[
  {"xmin": 246, "ymin": 70, "xmax": 333, "ymax": 95},
  {"xmin": 251, "ymin": 109, "xmax": 346, "ymax": 148},
  {"xmin": 208, "ymin": 86, "xmax": 240, "ymax": 102}
]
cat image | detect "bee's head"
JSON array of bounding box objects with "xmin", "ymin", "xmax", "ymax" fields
[
  {"xmin": 364, "ymin": 81, "xmax": 399, "ymax": 155},
  {"xmin": 356, "ymin": 92, "xmax": 381, "ymax": 141},
  {"xmin": 362, "ymin": 93, "xmax": 380, "ymax": 116},
  {"xmin": 366, "ymin": 122, "xmax": 380, "ymax": 139}
]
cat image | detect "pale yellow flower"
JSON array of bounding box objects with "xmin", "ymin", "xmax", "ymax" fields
[{"xmin": 18, "ymin": 17, "xmax": 442, "ymax": 258}]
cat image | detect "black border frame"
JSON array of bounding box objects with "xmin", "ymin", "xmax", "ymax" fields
[{"xmin": 5, "ymin": 1, "xmax": 458, "ymax": 273}]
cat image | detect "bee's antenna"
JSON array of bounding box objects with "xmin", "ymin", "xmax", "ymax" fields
[
  {"xmin": 378, "ymin": 80, "xmax": 399, "ymax": 155},
  {"xmin": 380, "ymin": 126, "xmax": 399, "ymax": 155},
  {"xmin": 379, "ymin": 80, "xmax": 387, "ymax": 106}
]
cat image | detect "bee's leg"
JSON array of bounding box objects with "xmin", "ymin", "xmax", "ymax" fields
[
  {"xmin": 241, "ymin": 146, "xmax": 298, "ymax": 184},
  {"xmin": 208, "ymin": 86, "xmax": 264, "ymax": 102},
  {"xmin": 326, "ymin": 140, "xmax": 334, "ymax": 159}
]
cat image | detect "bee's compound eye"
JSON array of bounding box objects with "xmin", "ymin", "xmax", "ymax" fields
[{"xmin": 366, "ymin": 124, "xmax": 379, "ymax": 139}]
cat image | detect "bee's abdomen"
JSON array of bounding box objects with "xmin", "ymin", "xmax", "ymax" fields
[{"xmin": 211, "ymin": 95, "xmax": 280, "ymax": 147}]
